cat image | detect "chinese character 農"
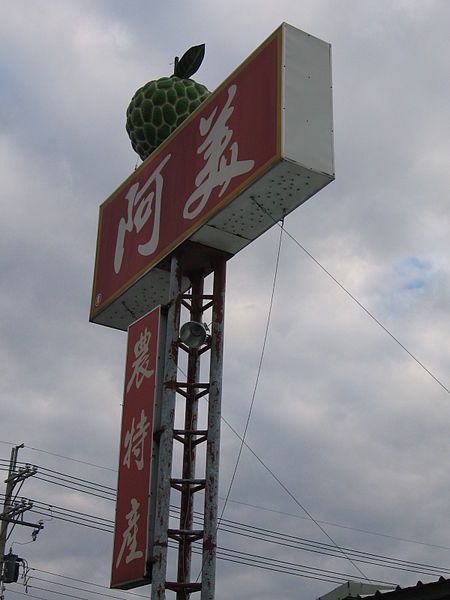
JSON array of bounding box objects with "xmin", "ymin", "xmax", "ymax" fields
[{"xmin": 126, "ymin": 328, "xmax": 154, "ymax": 393}]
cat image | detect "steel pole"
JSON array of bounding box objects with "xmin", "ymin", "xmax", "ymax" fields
[
  {"xmin": 151, "ymin": 254, "xmax": 183, "ymax": 600},
  {"xmin": 0, "ymin": 444, "xmax": 23, "ymax": 585},
  {"xmin": 176, "ymin": 274, "xmax": 204, "ymax": 597},
  {"xmin": 201, "ymin": 258, "xmax": 226, "ymax": 600}
]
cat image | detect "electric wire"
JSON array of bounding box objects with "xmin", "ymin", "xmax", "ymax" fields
[
  {"xmin": 0, "ymin": 460, "xmax": 116, "ymax": 503},
  {"xmin": 2, "ymin": 459, "xmax": 450, "ymax": 555},
  {"xmin": 211, "ymin": 516, "xmax": 450, "ymax": 577},
  {"xmin": 0, "ymin": 254, "xmax": 446, "ymax": 593},
  {"xmin": 23, "ymin": 445, "xmax": 116, "ymax": 472},
  {"xmin": 4, "ymin": 456, "xmax": 450, "ymax": 574},
  {"xmin": 8, "ymin": 547, "xmax": 397, "ymax": 600},
  {"xmin": 251, "ymin": 197, "xmax": 450, "ymax": 396},
  {"xmin": 13, "ymin": 583, "xmax": 89, "ymax": 600},
  {"xmin": 4, "ymin": 489, "xmax": 447, "ymax": 581},
  {"xmin": 29, "ymin": 568, "xmax": 149, "ymax": 598},
  {"xmin": 219, "ymin": 417, "xmax": 376, "ymax": 582},
  {"xmin": 191, "ymin": 219, "xmax": 370, "ymax": 584},
  {"xmin": 31, "ymin": 465, "xmax": 115, "ymax": 493},
  {"xmin": 3, "ymin": 431, "xmax": 450, "ymax": 581},
  {"xmin": 1, "ymin": 187, "xmax": 448, "ymax": 596},
  {"xmin": 0, "ymin": 460, "xmax": 115, "ymax": 495},
  {"xmin": 3, "ymin": 547, "xmax": 392, "ymax": 600},
  {"xmin": 212, "ymin": 544, "xmax": 395, "ymax": 585},
  {"xmin": 219, "ymin": 497, "xmax": 450, "ymax": 553},
  {"xmin": 23, "ymin": 576, "xmax": 146, "ymax": 600},
  {"xmin": 217, "ymin": 217, "xmax": 284, "ymax": 526}
]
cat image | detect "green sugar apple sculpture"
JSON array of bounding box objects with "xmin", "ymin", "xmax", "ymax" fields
[{"xmin": 126, "ymin": 44, "xmax": 210, "ymax": 161}]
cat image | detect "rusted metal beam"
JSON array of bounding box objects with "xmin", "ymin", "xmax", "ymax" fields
[
  {"xmin": 201, "ymin": 257, "xmax": 226, "ymax": 600},
  {"xmin": 151, "ymin": 250, "xmax": 226, "ymax": 600},
  {"xmin": 151, "ymin": 253, "xmax": 183, "ymax": 600}
]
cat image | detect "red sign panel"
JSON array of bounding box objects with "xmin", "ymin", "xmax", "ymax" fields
[
  {"xmin": 91, "ymin": 31, "xmax": 281, "ymax": 322},
  {"xmin": 111, "ymin": 307, "xmax": 161, "ymax": 589}
]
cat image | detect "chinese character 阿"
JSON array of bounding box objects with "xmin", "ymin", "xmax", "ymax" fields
[
  {"xmin": 126, "ymin": 328, "xmax": 154, "ymax": 393},
  {"xmin": 115, "ymin": 497, "xmax": 143, "ymax": 568},
  {"xmin": 123, "ymin": 409, "xmax": 150, "ymax": 471},
  {"xmin": 183, "ymin": 84, "xmax": 255, "ymax": 220},
  {"xmin": 114, "ymin": 153, "xmax": 171, "ymax": 274}
]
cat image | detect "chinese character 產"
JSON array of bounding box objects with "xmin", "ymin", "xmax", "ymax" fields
[{"xmin": 115, "ymin": 497, "xmax": 143, "ymax": 568}]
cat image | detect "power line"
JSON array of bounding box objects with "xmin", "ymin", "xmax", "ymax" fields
[
  {"xmin": 218, "ymin": 497, "xmax": 450, "ymax": 552},
  {"xmin": 4, "ymin": 550, "xmax": 389, "ymax": 600},
  {"xmin": 186, "ymin": 221, "xmax": 370, "ymax": 585},
  {"xmin": 218, "ymin": 217, "xmax": 284, "ymax": 525},
  {"xmin": 10, "ymin": 546, "xmax": 397, "ymax": 600},
  {"xmin": 4, "ymin": 463, "xmax": 450, "ymax": 578},
  {"xmin": 3, "ymin": 458, "xmax": 450, "ymax": 555},
  {"xmin": 5, "ymin": 446, "xmax": 450, "ymax": 556},
  {"xmin": 4, "ymin": 490, "xmax": 447, "ymax": 581},
  {"xmin": 251, "ymin": 198, "xmax": 450, "ymax": 397},
  {"xmin": 0, "ymin": 461, "xmax": 116, "ymax": 504},
  {"xmin": 30, "ymin": 568, "xmax": 148, "ymax": 598},
  {"xmin": 22, "ymin": 446, "xmax": 116, "ymax": 473},
  {"xmin": 219, "ymin": 413, "xmax": 375, "ymax": 579},
  {"xmin": 0, "ymin": 443, "xmax": 115, "ymax": 474},
  {"xmin": 2, "ymin": 458, "xmax": 450, "ymax": 555},
  {"xmin": 26, "ymin": 576, "xmax": 146, "ymax": 600}
]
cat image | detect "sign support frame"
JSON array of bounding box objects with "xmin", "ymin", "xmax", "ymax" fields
[{"xmin": 150, "ymin": 249, "xmax": 226, "ymax": 599}]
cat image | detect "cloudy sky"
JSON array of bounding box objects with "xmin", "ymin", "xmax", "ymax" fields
[{"xmin": 1, "ymin": 1, "xmax": 449, "ymax": 599}]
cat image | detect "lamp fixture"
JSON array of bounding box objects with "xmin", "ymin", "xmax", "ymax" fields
[{"xmin": 179, "ymin": 321, "xmax": 209, "ymax": 349}]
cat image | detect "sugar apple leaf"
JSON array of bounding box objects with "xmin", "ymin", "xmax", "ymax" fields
[{"xmin": 174, "ymin": 44, "xmax": 205, "ymax": 79}]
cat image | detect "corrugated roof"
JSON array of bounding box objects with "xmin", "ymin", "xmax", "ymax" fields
[{"xmin": 361, "ymin": 578, "xmax": 450, "ymax": 600}]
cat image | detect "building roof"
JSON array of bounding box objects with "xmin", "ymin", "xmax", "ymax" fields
[
  {"xmin": 317, "ymin": 579, "xmax": 450, "ymax": 600},
  {"xmin": 317, "ymin": 581, "xmax": 395, "ymax": 600},
  {"xmin": 362, "ymin": 578, "xmax": 450, "ymax": 600}
]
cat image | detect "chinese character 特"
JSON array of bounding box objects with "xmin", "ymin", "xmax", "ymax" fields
[
  {"xmin": 126, "ymin": 327, "xmax": 154, "ymax": 393},
  {"xmin": 123, "ymin": 409, "xmax": 150, "ymax": 471},
  {"xmin": 183, "ymin": 84, "xmax": 255, "ymax": 220},
  {"xmin": 114, "ymin": 153, "xmax": 171, "ymax": 274},
  {"xmin": 115, "ymin": 497, "xmax": 143, "ymax": 568}
]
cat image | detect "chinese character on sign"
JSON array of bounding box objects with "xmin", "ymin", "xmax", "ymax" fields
[
  {"xmin": 126, "ymin": 328, "xmax": 154, "ymax": 393},
  {"xmin": 114, "ymin": 153, "xmax": 171, "ymax": 274},
  {"xmin": 123, "ymin": 409, "xmax": 150, "ymax": 471},
  {"xmin": 115, "ymin": 498, "xmax": 143, "ymax": 567},
  {"xmin": 183, "ymin": 84, "xmax": 255, "ymax": 220}
]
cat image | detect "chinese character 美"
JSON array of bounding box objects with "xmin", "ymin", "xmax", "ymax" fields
[
  {"xmin": 115, "ymin": 497, "xmax": 143, "ymax": 568},
  {"xmin": 126, "ymin": 327, "xmax": 154, "ymax": 393},
  {"xmin": 114, "ymin": 153, "xmax": 171, "ymax": 274},
  {"xmin": 123, "ymin": 409, "xmax": 150, "ymax": 471},
  {"xmin": 183, "ymin": 84, "xmax": 255, "ymax": 220}
]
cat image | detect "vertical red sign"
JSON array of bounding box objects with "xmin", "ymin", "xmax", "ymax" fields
[{"xmin": 111, "ymin": 307, "xmax": 161, "ymax": 589}]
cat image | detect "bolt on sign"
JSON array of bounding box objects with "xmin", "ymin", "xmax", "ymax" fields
[
  {"xmin": 111, "ymin": 306, "xmax": 165, "ymax": 589},
  {"xmin": 90, "ymin": 23, "xmax": 334, "ymax": 331}
]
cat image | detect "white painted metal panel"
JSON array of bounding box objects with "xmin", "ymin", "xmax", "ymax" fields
[{"xmin": 282, "ymin": 23, "xmax": 334, "ymax": 177}]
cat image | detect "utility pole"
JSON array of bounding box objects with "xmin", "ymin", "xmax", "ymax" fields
[{"xmin": 0, "ymin": 444, "xmax": 43, "ymax": 597}]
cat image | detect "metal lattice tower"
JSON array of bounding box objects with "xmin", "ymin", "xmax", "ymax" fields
[{"xmin": 151, "ymin": 251, "xmax": 226, "ymax": 600}]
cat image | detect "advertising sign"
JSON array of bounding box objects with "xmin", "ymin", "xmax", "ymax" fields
[
  {"xmin": 111, "ymin": 306, "xmax": 163, "ymax": 589},
  {"xmin": 91, "ymin": 23, "xmax": 334, "ymax": 330}
]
